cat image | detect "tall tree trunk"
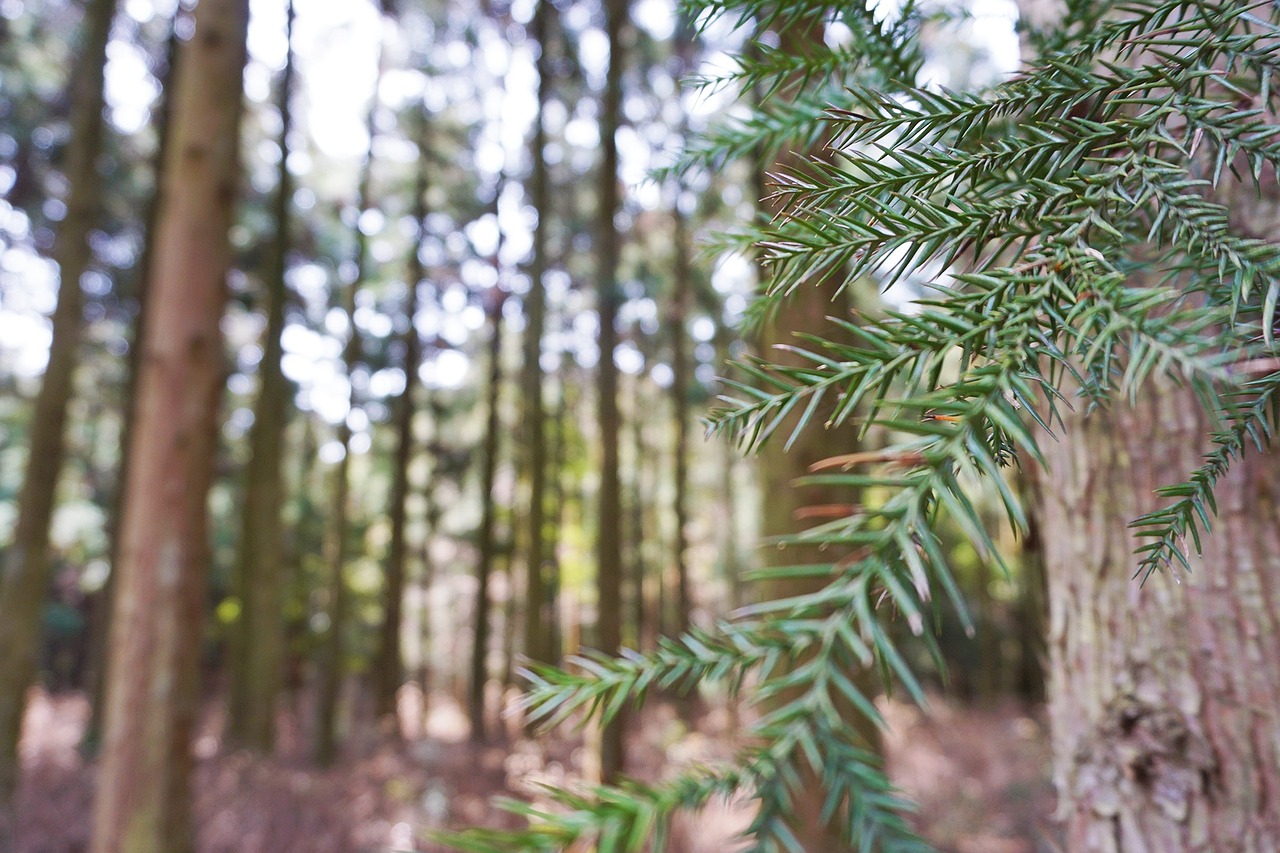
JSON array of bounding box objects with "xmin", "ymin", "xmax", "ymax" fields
[
  {"xmin": 314, "ymin": 56, "xmax": 380, "ymax": 766},
  {"xmin": 546, "ymin": 367, "xmax": 570, "ymax": 662},
  {"xmin": 226, "ymin": 0, "xmax": 295, "ymax": 753},
  {"xmin": 668, "ymin": 203, "xmax": 693, "ymax": 639},
  {"xmin": 1036, "ymin": 381, "xmax": 1280, "ymax": 851},
  {"xmin": 595, "ymin": 0, "xmax": 627, "ymax": 784},
  {"xmin": 418, "ymin": 397, "xmax": 442, "ymax": 730},
  {"xmin": 520, "ymin": 0, "xmax": 555, "ymax": 670},
  {"xmin": 372, "ymin": 117, "xmax": 429, "ymax": 725},
  {"xmin": 88, "ymin": 1, "xmax": 248, "ymax": 849},
  {"xmin": 749, "ymin": 21, "xmax": 880, "ymax": 850},
  {"xmin": 83, "ymin": 10, "xmax": 180, "ymax": 762},
  {"xmin": 470, "ymin": 287, "xmax": 506, "ymax": 741},
  {"xmin": 313, "ymin": 423, "xmax": 352, "ymax": 767},
  {"xmin": 627, "ymin": 369, "xmax": 648, "ymax": 650},
  {"xmin": 0, "ymin": 0, "xmax": 116, "ymax": 822}
]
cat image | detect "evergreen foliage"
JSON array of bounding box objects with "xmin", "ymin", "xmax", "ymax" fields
[{"xmin": 440, "ymin": 0, "xmax": 1280, "ymax": 849}]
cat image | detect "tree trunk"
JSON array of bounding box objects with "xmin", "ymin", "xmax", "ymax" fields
[
  {"xmin": 372, "ymin": 116, "xmax": 428, "ymax": 725},
  {"xmin": 1036, "ymin": 381, "xmax": 1280, "ymax": 852},
  {"xmin": 749, "ymin": 21, "xmax": 880, "ymax": 850},
  {"xmin": 595, "ymin": 0, "xmax": 628, "ymax": 785},
  {"xmin": 520, "ymin": 0, "xmax": 555, "ymax": 670},
  {"xmin": 88, "ymin": 1, "xmax": 248, "ymax": 849},
  {"xmin": 314, "ymin": 53, "xmax": 380, "ymax": 766},
  {"xmin": 313, "ymin": 424, "xmax": 352, "ymax": 767},
  {"xmin": 0, "ymin": 0, "xmax": 116, "ymax": 822},
  {"xmin": 668, "ymin": 203, "xmax": 693, "ymax": 638},
  {"xmin": 470, "ymin": 287, "xmax": 506, "ymax": 741},
  {"xmin": 627, "ymin": 369, "xmax": 648, "ymax": 650},
  {"xmin": 226, "ymin": 0, "xmax": 295, "ymax": 753},
  {"xmin": 83, "ymin": 9, "xmax": 180, "ymax": 762}
]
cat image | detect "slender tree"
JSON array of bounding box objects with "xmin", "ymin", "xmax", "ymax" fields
[
  {"xmin": 0, "ymin": 0, "xmax": 117, "ymax": 822},
  {"xmin": 372, "ymin": 112, "xmax": 429, "ymax": 725},
  {"xmin": 595, "ymin": 0, "xmax": 628, "ymax": 784},
  {"xmin": 668, "ymin": 201, "xmax": 693, "ymax": 638},
  {"xmin": 226, "ymin": 0, "xmax": 296, "ymax": 753},
  {"xmin": 470, "ymin": 284, "xmax": 507, "ymax": 740},
  {"xmin": 314, "ymin": 56, "xmax": 382, "ymax": 767},
  {"xmin": 89, "ymin": 0, "xmax": 249, "ymax": 848},
  {"xmin": 520, "ymin": 0, "xmax": 555, "ymax": 669},
  {"xmin": 83, "ymin": 12, "xmax": 181, "ymax": 760}
]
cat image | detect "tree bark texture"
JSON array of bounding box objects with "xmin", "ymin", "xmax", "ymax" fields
[
  {"xmin": 1036, "ymin": 383, "xmax": 1280, "ymax": 852},
  {"xmin": 0, "ymin": 0, "xmax": 116, "ymax": 820},
  {"xmin": 226, "ymin": 0, "xmax": 295, "ymax": 753},
  {"xmin": 595, "ymin": 0, "xmax": 628, "ymax": 784},
  {"xmin": 89, "ymin": 1, "xmax": 248, "ymax": 849}
]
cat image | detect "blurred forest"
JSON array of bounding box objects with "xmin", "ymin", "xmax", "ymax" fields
[{"xmin": 0, "ymin": 0, "xmax": 1054, "ymax": 850}]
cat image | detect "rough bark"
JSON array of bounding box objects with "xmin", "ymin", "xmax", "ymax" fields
[
  {"xmin": 0, "ymin": 0, "xmax": 116, "ymax": 820},
  {"xmin": 88, "ymin": 1, "xmax": 248, "ymax": 849},
  {"xmin": 520, "ymin": 0, "xmax": 555, "ymax": 670},
  {"xmin": 1036, "ymin": 382, "xmax": 1280, "ymax": 852},
  {"xmin": 470, "ymin": 287, "xmax": 506, "ymax": 741},
  {"xmin": 372, "ymin": 117, "xmax": 428, "ymax": 724},
  {"xmin": 596, "ymin": 0, "xmax": 628, "ymax": 784},
  {"xmin": 226, "ymin": 0, "xmax": 295, "ymax": 753}
]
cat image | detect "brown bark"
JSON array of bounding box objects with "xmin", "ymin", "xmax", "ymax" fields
[
  {"xmin": 1036, "ymin": 382, "xmax": 1280, "ymax": 852},
  {"xmin": 88, "ymin": 0, "xmax": 249, "ymax": 849},
  {"xmin": 520, "ymin": 0, "xmax": 555, "ymax": 670},
  {"xmin": 748, "ymin": 21, "xmax": 880, "ymax": 850},
  {"xmin": 83, "ymin": 12, "xmax": 181, "ymax": 761},
  {"xmin": 226, "ymin": 0, "xmax": 295, "ymax": 753},
  {"xmin": 594, "ymin": 0, "xmax": 629, "ymax": 785},
  {"xmin": 0, "ymin": 0, "xmax": 116, "ymax": 822}
]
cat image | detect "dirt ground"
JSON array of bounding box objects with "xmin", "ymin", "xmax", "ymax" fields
[{"xmin": 8, "ymin": 688, "xmax": 1061, "ymax": 852}]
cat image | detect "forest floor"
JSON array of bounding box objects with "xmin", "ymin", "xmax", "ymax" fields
[{"xmin": 10, "ymin": 687, "xmax": 1061, "ymax": 852}]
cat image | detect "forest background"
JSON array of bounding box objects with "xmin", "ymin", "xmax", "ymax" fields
[{"xmin": 2, "ymin": 0, "xmax": 1242, "ymax": 849}]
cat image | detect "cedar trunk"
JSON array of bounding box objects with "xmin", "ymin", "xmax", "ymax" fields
[
  {"xmin": 1036, "ymin": 384, "xmax": 1280, "ymax": 851},
  {"xmin": 470, "ymin": 288, "xmax": 506, "ymax": 740},
  {"xmin": 372, "ymin": 122, "xmax": 427, "ymax": 724},
  {"xmin": 520, "ymin": 0, "xmax": 555, "ymax": 669},
  {"xmin": 750, "ymin": 21, "xmax": 880, "ymax": 851},
  {"xmin": 0, "ymin": 0, "xmax": 116, "ymax": 819},
  {"xmin": 595, "ymin": 0, "xmax": 628, "ymax": 783},
  {"xmin": 226, "ymin": 0, "xmax": 295, "ymax": 752},
  {"xmin": 89, "ymin": 0, "xmax": 248, "ymax": 849}
]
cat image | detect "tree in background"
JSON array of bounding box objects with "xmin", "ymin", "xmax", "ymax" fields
[
  {"xmin": 593, "ymin": 0, "xmax": 629, "ymax": 785},
  {"xmin": 226, "ymin": 0, "xmax": 296, "ymax": 754},
  {"xmin": 443, "ymin": 1, "xmax": 1280, "ymax": 850},
  {"xmin": 519, "ymin": 0, "xmax": 556, "ymax": 673},
  {"xmin": 0, "ymin": 0, "xmax": 116, "ymax": 825},
  {"xmin": 90, "ymin": 0, "xmax": 249, "ymax": 847}
]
